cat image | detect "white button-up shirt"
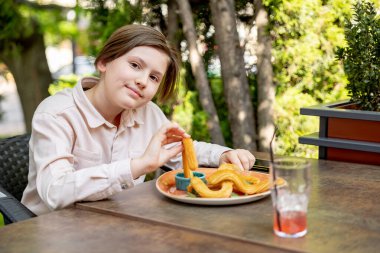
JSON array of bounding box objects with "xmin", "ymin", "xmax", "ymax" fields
[{"xmin": 21, "ymin": 77, "xmax": 231, "ymax": 215}]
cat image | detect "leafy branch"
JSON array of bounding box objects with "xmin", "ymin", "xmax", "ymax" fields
[{"xmin": 336, "ymin": 0, "xmax": 380, "ymax": 111}]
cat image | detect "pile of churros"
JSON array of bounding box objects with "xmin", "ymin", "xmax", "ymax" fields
[{"xmin": 182, "ymin": 138, "xmax": 270, "ymax": 198}]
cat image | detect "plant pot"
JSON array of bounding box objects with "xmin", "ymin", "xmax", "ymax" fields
[{"xmin": 299, "ymin": 100, "xmax": 380, "ymax": 165}]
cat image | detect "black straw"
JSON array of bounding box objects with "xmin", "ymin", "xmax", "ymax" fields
[{"xmin": 270, "ymin": 126, "xmax": 282, "ymax": 232}]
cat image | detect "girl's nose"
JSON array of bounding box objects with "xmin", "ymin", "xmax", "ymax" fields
[{"xmin": 135, "ymin": 72, "xmax": 149, "ymax": 88}]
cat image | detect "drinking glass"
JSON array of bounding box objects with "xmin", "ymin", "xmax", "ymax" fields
[{"xmin": 271, "ymin": 157, "xmax": 311, "ymax": 238}]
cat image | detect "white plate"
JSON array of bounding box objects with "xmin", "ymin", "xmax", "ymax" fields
[{"xmin": 156, "ymin": 169, "xmax": 271, "ymax": 206}]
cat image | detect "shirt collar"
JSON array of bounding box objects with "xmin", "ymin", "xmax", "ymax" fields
[
  {"xmin": 73, "ymin": 77, "xmax": 145, "ymax": 129},
  {"xmin": 121, "ymin": 108, "xmax": 145, "ymax": 128}
]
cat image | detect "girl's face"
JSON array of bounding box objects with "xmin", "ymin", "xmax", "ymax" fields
[{"xmin": 97, "ymin": 46, "xmax": 169, "ymax": 111}]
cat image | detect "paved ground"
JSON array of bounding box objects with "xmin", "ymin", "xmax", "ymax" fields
[{"xmin": 0, "ymin": 80, "xmax": 26, "ymax": 137}]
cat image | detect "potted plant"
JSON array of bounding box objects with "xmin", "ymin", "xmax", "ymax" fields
[{"xmin": 299, "ymin": 0, "xmax": 380, "ymax": 165}]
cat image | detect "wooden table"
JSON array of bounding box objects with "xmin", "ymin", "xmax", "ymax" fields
[
  {"xmin": 0, "ymin": 208, "xmax": 287, "ymax": 253},
  {"xmin": 76, "ymin": 158, "xmax": 380, "ymax": 253},
  {"xmin": 1, "ymin": 157, "xmax": 379, "ymax": 252}
]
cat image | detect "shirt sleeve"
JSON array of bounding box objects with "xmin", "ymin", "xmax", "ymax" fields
[
  {"xmin": 31, "ymin": 112, "xmax": 135, "ymax": 211},
  {"xmin": 194, "ymin": 141, "xmax": 232, "ymax": 167}
]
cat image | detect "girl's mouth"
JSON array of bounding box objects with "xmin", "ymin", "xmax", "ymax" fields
[{"xmin": 125, "ymin": 85, "xmax": 143, "ymax": 98}]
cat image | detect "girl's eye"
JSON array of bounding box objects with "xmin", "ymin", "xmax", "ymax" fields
[
  {"xmin": 150, "ymin": 75, "xmax": 159, "ymax": 83},
  {"xmin": 130, "ymin": 62, "xmax": 140, "ymax": 69}
]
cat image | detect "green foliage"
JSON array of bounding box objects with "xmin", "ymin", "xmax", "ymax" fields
[
  {"xmin": 32, "ymin": 8, "xmax": 75, "ymax": 45},
  {"xmin": 275, "ymin": 84, "xmax": 348, "ymax": 158},
  {"xmin": 171, "ymin": 71, "xmax": 211, "ymax": 142},
  {"xmin": 169, "ymin": 1, "xmax": 353, "ymax": 158},
  {"xmin": 0, "ymin": 0, "xmax": 76, "ymax": 48},
  {"xmin": 2, "ymin": 0, "xmax": 364, "ymax": 161},
  {"xmin": 269, "ymin": 0, "xmax": 352, "ymax": 100},
  {"xmin": 274, "ymin": 87, "xmax": 319, "ymax": 158},
  {"xmin": 0, "ymin": 1, "xmax": 32, "ymax": 54},
  {"xmin": 336, "ymin": 0, "xmax": 380, "ymax": 111},
  {"xmin": 85, "ymin": 0, "xmax": 143, "ymax": 56},
  {"xmin": 0, "ymin": 212, "xmax": 4, "ymax": 227},
  {"xmin": 48, "ymin": 75, "xmax": 78, "ymax": 95},
  {"xmin": 264, "ymin": 0, "xmax": 352, "ymax": 158},
  {"xmin": 0, "ymin": 1, "xmax": 22, "ymax": 39}
]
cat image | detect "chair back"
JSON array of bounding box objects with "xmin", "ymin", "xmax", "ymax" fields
[
  {"xmin": 0, "ymin": 134, "xmax": 36, "ymax": 224},
  {"xmin": 0, "ymin": 134, "xmax": 31, "ymax": 201}
]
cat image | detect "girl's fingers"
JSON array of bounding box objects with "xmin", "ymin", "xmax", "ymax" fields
[
  {"xmin": 160, "ymin": 122, "xmax": 190, "ymax": 145},
  {"xmin": 238, "ymin": 153, "xmax": 250, "ymax": 170},
  {"xmin": 236, "ymin": 149, "xmax": 255, "ymax": 170},
  {"xmin": 237, "ymin": 149, "xmax": 255, "ymax": 170},
  {"xmin": 165, "ymin": 135, "xmax": 183, "ymax": 144},
  {"xmin": 221, "ymin": 149, "xmax": 256, "ymax": 171},
  {"xmin": 166, "ymin": 125, "xmax": 189, "ymax": 138},
  {"xmin": 224, "ymin": 151, "xmax": 244, "ymax": 170},
  {"xmin": 164, "ymin": 143, "xmax": 183, "ymax": 159}
]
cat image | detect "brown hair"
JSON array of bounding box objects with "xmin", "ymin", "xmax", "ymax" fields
[{"xmin": 95, "ymin": 24, "xmax": 180, "ymax": 103}]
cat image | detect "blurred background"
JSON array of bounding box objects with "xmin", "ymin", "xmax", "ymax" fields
[{"xmin": 1, "ymin": 0, "xmax": 378, "ymax": 158}]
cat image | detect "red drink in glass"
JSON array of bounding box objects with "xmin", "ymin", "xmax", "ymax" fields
[{"xmin": 273, "ymin": 210, "xmax": 307, "ymax": 238}]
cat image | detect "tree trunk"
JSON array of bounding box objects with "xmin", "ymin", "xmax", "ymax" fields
[
  {"xmin": 176, "ymin": 0, "xmax": 226, "ymax": 146},
  {"xmin": 167, "ymin": 0, "xmax": 181, "ymax": 50},
  {"xmin": 209, "ymin": 0, "xmax": 257, "ymax": 151},
  {"xmin": 255, "ymin": 0, "xmax": 275, "ymax": 152},
  {"xmin": 1, "ymin": 30, "xmax": 51, "ymax": 133}
]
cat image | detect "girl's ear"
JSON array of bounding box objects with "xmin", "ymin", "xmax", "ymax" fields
[{"xmin": 97, "ymin": 60, "xmax": 107, "ymax": 73}]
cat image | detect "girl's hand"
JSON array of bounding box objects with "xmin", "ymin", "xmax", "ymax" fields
[
  {"xmin": 131, "ymin": 122, "xmax": 189, "ymax": 178},
  {"xmin": 219, "ymin": 149, "xmax": 256, "ymax": 171}
]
